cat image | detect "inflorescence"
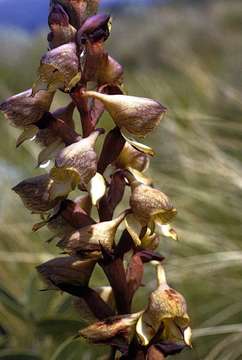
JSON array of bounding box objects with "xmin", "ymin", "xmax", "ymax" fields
[{"xmin": 0, "ymin": 1, "xmax": 191, "ymax": 359}]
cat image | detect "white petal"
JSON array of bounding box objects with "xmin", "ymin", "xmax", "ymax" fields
[
  {"xmin": 88, "ymin": 173, "xmax": 106, "ymax": 206},
  {"xmin": 136, "ymin": 315, "xmax": 151, "ymax": 346},
  {"xmin": 39, "ymin": 160, "xmax": 51, "ymax": 169},
  {"xmin": 121, "ymin": 129, "xmax": 155, "ymax": 156},
  {"xmin": 125, "ymin": 213, "xmax": 142, "ymax": 246},
  {"xmin": 184, "ymin": 326, "xmax": 192, "ymax": 347},
  {"xmin": 156, "ymin": 223, "xmax": 178, "ymax": 241},
  {"xmin": 127, "ymin": 167, "xmax": 153, "ymax": 186}
]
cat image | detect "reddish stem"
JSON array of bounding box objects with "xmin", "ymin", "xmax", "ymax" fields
[
  {"xmin": 100, "ymin": 257, "xmax": 130, "ymax": 315},
  {"xmin": 71, "ymin": 88, "xmax": 96, "ymax": 137}
]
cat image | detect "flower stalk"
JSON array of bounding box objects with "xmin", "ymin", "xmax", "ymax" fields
[{"xmin": 1, "ymin": 0, "xmax": 191, "ymax": 358}]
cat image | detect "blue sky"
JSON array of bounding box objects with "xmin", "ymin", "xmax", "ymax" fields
[{"xmin": 0, "ymin": 0, "xmax": 165, "ymax": 31}]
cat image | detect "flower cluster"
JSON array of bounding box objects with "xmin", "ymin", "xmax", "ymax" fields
[{"xmin": 0, "ymin": 0, "xmax": 191, "ymax": 358}]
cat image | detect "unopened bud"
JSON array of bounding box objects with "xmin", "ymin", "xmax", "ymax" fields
[
  {"xmin": 48, "ymin": 4, "xmax": 76, "ymax": 49},
  {"xmin": 77, "ymin": 13, "xmax": 111, "ymax": 45},
  {"xmin": 37, "ymin": 255, "xmax": 96, "ymax": 288},
  {"xmin": 50, "ymin": 0, "xmax": 100, "ymax": 29},
  {"xmin": 98, "ymin": 55, "xmax": 123, "ymax": 86}
]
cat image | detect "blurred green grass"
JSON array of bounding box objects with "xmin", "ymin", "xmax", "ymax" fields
[{"xmin": 0, "ymin": 0, "xmax": 242, "ymax": 359}]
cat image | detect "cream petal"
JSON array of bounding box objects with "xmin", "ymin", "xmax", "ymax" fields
[
  {"xmin": 121, "ymin": 129, "xmax": 155, "ymax": 156},
  {"xmin": 140, "ymin": 226, "xmax": 159, "ymax": 250},
  {"xmin": 39, "ymin": 160, "xmax": 51, "ymax": 169},
  {"xmin": 94, "ymin": 286, "xmax": 115, "ymax": 309},
  {"xmin": 156, "ymin": 223, "xmax": 178, "ymax": 241},
  {"xmin": 136, "ymin": 313, "xmax": 154, "ymax": 346},
  {"xmin": 151, "ymin": 263, "xmax": 167, "ymax": 287},
  {"xmin": 49, "ymin": 167, "xmax": 81, "ymax": 200},
  {"xmin": 127, "ymin": 167, "xmax": 153, "ymax": 186},
  {"xmin": 87, "ymin": 172, "xmax": 106, "ymax": 206},
  {"xmin": 125, "ymin": 213, "xmax": 142, "ymax": 246},
  {"xmin": 184, "ymin": 326, "xmax": 192, "ymax": 347}
]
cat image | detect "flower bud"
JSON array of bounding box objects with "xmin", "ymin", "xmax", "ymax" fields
[
  {"xmin": 136, "ymin": 264, "xmax": 191, "ymax": 347},
  {"xmin": 37, "ymin": 255, "xmax": 96, "ymax": 288},
  {"xmin": 48, "ymin": 4, "xmax": 77, "ymax": 49},
  {"xmin": 12, "ymin": 174, "xmax": 60, "ymax": 213},
  {"xmin": 77, "ymin": 13, "xmax": 111, "ymax": 45},
  {"xmin": 50, "ymin": 0, "xmax": 100, "ymax": 29},
  {"xmin": 54, "ymin": 128, "xmax": 104, "ymax": 187},
  {"xmin": 0, "ymin": 89, "xmax": 54, "ymax": 128},
  {"xmin": 79, "ymin": 312, "xmax": 141, "ymax": 345},
  {"xmin": 97, "ymin": 55, "xmax": 123, "ymax": 86},
  {"xmin": 32, "ymin": 43, "xmax": 80, "ymax": 94},
  {"xmin": 83, "ymin": 91, "xmax": 167, "ymax": 137},
  {"xmin": 58, "ymin": 211, "xmax": 128, "ymax": 255}
]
